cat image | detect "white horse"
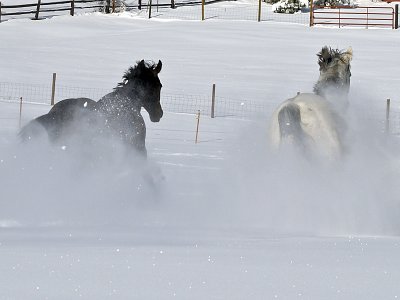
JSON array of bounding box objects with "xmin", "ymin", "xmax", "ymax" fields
[{"xmin": 269, "ymin": 46, "xmax": 353, "ymax": 161}]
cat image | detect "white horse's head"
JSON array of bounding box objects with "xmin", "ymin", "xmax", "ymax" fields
[{"xmin": 313, "ymin": 46, "xmax": 353, "ymax": 111}]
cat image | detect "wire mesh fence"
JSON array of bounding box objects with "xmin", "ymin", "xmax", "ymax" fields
[
  {"xmin": 0, "ymin": 82, "xmax": 109, "ymax": 105},
  {"xmin": 0, "ymin": 81, "xmax": 399, "ymax": 134},
  {"xmin": 130, "ymin": 2, "xmax": 309, "ymax": 24},
  {"xmin": 0, "ymin": 81, "xmax": 274, "ymax": 119},
  {"xmin": 161, "ymin": 94, "xmax": 276, "ymax": 118}
]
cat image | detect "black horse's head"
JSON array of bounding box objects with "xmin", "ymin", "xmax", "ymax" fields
[{"xmin": 122, "ymin": 60, "xmax": 163, "ymax": 122}]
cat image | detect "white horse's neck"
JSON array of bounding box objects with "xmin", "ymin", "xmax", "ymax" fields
[{"xmin": 314, "ymin": 84, "xmax": 349, "ymax": 113}]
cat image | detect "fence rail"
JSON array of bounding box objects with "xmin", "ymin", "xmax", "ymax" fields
[
  {"xmin": 312, "ymin": 5, "xmax": 397, "ymax": 29},
  {"xmin": 0, "ymin": 0, "xmax": 103, "ymax": 22}
]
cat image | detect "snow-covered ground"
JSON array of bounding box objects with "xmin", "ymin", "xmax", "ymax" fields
[{"xmin": 1, "ymin": 4, "xmax": 400, "ymax": 299}]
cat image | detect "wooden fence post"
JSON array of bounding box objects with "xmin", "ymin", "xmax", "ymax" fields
[
  {"xmin": 105, "ymin": 0, "xmax": 110, "ymax": 13},
  {"xmin": 0, "ymin": 2, "xmax": 2, "ymax": 23},
  {"xmin": 385, "ymin": 98, "xmax": 390, "ymax": 134},
  {"xmin": 148, "ymin": 0, "xmax": 152, "ymax": 18},
  {"xmin": 309, "ymin": 0, "xmax": 313, "ymax": 27},
  {"xmin": 171, "ymin": 0, "xmax": 175, "ymax": 9},
  {"xmin": 112, "ymin": 0, "xmax": 115, "ymax": 13},
  {"xmin": 138, "ymin": 0, "xmax": 142, "ymax": 10},
  {"xmin": 211, "ymin": 83, "xmax": 216, "ymax": 118},
  {"xmin": 51, "ymin": 73, "xmax": 57, "ymax": 106},
  {"xmin": 201, "ymin": 0, "xmax": 205, "ymax": 20},
  {"xmin": 35, "ymin": 0, "xmax": 41, "ymax": 20},
  {"xmin": 395, "ymin": 4, "xmax": 399, "ymax": 29},
  {"xmin": 19, "ymin": 97, "xmax": 23, "ymax": 129},
  {"xmin": 195, "ymin": 110, "xmax": 201, "ymax": 143},
  {"xmin": 70, "ymin": 0, "xmax": 75, "ymax": 16},
  {"xmin": 258, "ymin": 0, "xmax": 261, "ymax": 22}
]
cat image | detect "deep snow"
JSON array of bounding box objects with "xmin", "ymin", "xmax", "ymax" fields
[{"xmin": 1, "ymin": 5, "xmax": 400, "ymax": 299}]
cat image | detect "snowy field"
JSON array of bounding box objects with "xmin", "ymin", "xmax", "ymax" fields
[{"xmin": 1, "ymin": 3, "xmax": 400, "ymax": 299}]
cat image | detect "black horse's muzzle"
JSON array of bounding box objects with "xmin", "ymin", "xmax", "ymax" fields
[{"xmin": 148, "ymin": 106, "xmax": 163, "ymax": 122}]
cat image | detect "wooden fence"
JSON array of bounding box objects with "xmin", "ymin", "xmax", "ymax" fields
[
  {"xmin": 0, "ymin": 0, "xmax": 112, "ymax": 22},
  {"xmin": 0, "ymin": 0, "xmax": 200, "ymax": 22}
]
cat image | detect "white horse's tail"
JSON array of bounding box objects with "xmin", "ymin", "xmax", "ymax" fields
[
  {"xmin": 278, "ymin": 103, "xmax": 302, "ymax": 139},
  {"xmin": 277, "ymin": 102, "xmax": 313, "ymax": 153},
  {"xmin": 269, "ymin": 93, "xmax": 343, "ymax": 160}
]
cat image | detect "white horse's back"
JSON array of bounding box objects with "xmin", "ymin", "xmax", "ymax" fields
[{"xmin": 269, "ymin": 93, "xmax": 343, "ymax": 160}]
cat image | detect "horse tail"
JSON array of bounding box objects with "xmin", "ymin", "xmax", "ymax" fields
[
  {"xmin": 277, "ymin": 102, "xmax": 314, "ymax": 155},
  {"xmin": 18, "ymin": 115, "xmax": 50, "ymax": 142},
  {"xmin": 278, "ymin": 103, "xmax": 303, "ymax": 139}
]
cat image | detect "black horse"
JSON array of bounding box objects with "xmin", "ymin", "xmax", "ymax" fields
[{"xmin": 20, "ymin": 60, "xmax": 163, "ymax": 157}]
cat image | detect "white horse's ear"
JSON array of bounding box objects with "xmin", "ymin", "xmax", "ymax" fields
[{"xmin": 342, "ymin": 47, "xmax": 353, "ymax": 64}]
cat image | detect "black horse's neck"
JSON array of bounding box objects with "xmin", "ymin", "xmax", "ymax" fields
[{"xmin": 97, "ymin": 82, "xmax": 142, "ymax": 114}]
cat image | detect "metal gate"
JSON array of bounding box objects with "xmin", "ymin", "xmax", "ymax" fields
[{"xmin": 311, "ymin": 5, "xmax": 397, "ymax": 29}]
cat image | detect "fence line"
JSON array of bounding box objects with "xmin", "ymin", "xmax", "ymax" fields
[
  {"xmin": 0, "ymin": 81, "xmax": 274, "ymax": 118},
  {"xmin": 1, "ymin": 81, "xmax": 399, "ymax": 135},
  {"xmin": 1, "ymin": 0, "xmax": 399, "ymax": 28},
  {"xmin": 0, "ymin": 0, "xmax": 311, "ymax": 25},
  {"xmin": 130, "ymin": 2, "xmax": 310, "ymax": 23}
]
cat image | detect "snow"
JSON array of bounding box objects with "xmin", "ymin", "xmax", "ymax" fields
[{"xmin": 1, "ymin": 4, "xmax": 400, "ymax": 299}]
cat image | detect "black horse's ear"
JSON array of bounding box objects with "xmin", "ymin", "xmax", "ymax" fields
[
  {"xmin": 134, "ymin": 60, "xmax": 146, "ymax": 76},
  {"xmin": 153, "ymin": 60, "xmax": 162, "ymax": 74},
  {"xmin": 138, "ymin": 59, "xmax": 146, "ymax": 69}
]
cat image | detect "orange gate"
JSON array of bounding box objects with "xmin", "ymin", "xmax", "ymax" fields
[{"xmin": 311, "ymin": 5, "xmax": 396, "ymax": 29}]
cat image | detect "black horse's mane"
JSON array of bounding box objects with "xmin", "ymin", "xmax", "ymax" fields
[{"xmin": 116, "ymin": 60, "xmax": 158, "ymax": 88}]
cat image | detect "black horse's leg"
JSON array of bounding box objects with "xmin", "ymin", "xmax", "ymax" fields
[
  {"xmin": 127, "ymin": 112, "xmax": 148, "ymax": 158},
  {"xmin": 135, "ymin": 142, "xmax": 147, "ymax": 159}
]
